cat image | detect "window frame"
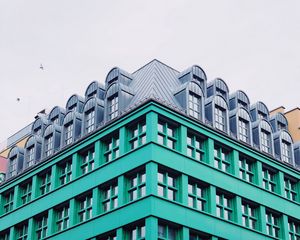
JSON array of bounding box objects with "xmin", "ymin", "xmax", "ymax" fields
[
  {"xmin": 187, "ymin": 132, "xmax": 205, "ymax": 161},
  {"xmin": 239, "ymin": 156, "xmax": 254, "ymax": 183},
  {"xmin": 59, "ymin": 160, "xmax": 72, "ymax": 186},
  {"xmin": 56, "ymin": 204, "xmax": 70, "ymax": 232},
  {"xmin": 187, "ymin": 179, "xmax": 207, "ymax": 212},
  {"xmin": 108, "ymin": 94, "xmax": 119, "ymax": 120},
  {"xmin": 3, "ymin": 190, "xmax": 14, "ymax": 213},
  {"xmin": 128, "ymin": 121, "xmax": 146, "ymax": 150},
  {"xmin": 265, "ymin": 210, "xmax": 281, "ymax": 238},
  {"xmin": 214, "ymin": 105, "xmax": 226, "ymax": 131},
  {"xmin": 101, "ymin": 181, "xmax": 118, "ymax": 212},
  {"xmin": 77, "ymin": 193, "xmax": 93, "ymax": 223},
  {"xmin": 39, "ymin": 170, "xmax": 52, "ymax": 196},
  {"xmin": 188, "ymin": 92, "xmax": 201, "ymax": 119},
  {"xmin": 85, "ymin": 109, "xmax": 95, "ymax": 133},
  {"xmin": 214, "ymin": 145, "xmax": 231, "ymax": 173},
  {"xmin": 20, "ymin": 181, "xmax": 32, "ymax": 205},
  {"xmin": 157, "ymin": 119, "xmax": 178, "ymax": 150},
  {"xmin": 262, "ymin": 167, "xmax": 277, "ymax": 193},
  {"xmin": 216, "ymin": 191, "xmax": 233, "ymax": 221},
  {"xmin": 241, "ymin": 201, "xmax": 258, "ymax": 230},
  {"xmin": 157, "ymin": 169, "xmax": 178, "ymax": 202},
  {"xmin": 127, "ymin": 170, "xmax": 146, "ymax": 202},
  {"xmin": 35, "ymin": 214, "xmax": 48, "ymax": 240},
  {"xmin": 80, "ymin": 147, "xmax": 95, "ymax": 175},
  {"xmin": 103, "ymin": 134, "xmax": 120, "ymax": 162}
]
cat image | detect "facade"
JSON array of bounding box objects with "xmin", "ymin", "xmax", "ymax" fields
[{"xmin": 0, "ymin": 59, "xmax": 300, "ymax": 239}]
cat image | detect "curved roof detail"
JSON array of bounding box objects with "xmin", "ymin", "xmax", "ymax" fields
[
  {"xmin": 66, "ymin": 94, "xmax": 85, "ymax": 112},
  {"xmin": 63, "ymin": 111, "xmax": 82, "ymax": 125},
  {"xmin": 207, "ymin": 78, "xmax": 229, "ymax": 93},
  {"xmin": 48, "ymin": 106, "xmax": 66, "ymax": 121},
  {"xmin": 251, "ymin": 101, "xmax": 269, "ymax": 115},
  {"xmin": 85, "ymin": 81, "xmax": 105, "ymax": 99},
  {"xmin": 25, "ymin": 135, "xmax": 42, "ymax": 149},
  {"xmin": 270, "ymin": 112, "xmax": 288, "ymax": 127},
  {"xmin": 178, "ymin": 65, "xmax": 207, "ymax": 82},
  {"xmin": 105, "ymin": 67, "xmax": 133, "ymax": 86},
  {"xmin": 206, "ymin": 95, "xmax": 228, "ymax": 109},
  {"xmin": 274, "ymin": 130, "xmax": 294, "ymax": 143},
  {"xmin": 252, "ymin": 119, "xmax": 273, "ymax": 132},
  {"xmin": 229, "ymin": 90, "xmax": 250, "ymax": 110},
  {"xmin": 83, "ymin": 97, "xmax": 104, "ymax": 112},
  {"xmin": 44, "ymin": 124, "xmax": 61, "ymax": 137},
  {"xmin": 8, "ymin": 146, "xmax": 24, "ymax": 159},
  {"xmin": 32, "ymin": 116, "xmax": 49, "ymax": 134},
  {"xmin": 229, "ymin": 107, "xmax": 251, "ymax": 121},
  {"xmin": 187, "ymin": 81, "xmax": 204, "ymax": 96}
]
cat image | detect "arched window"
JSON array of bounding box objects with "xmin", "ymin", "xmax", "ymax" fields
[
  {"xmin": 43, "ymin": 124, "xmax": 62, "ymax": 157},
  {"xmin": 207, "ymin": 78, "xmax": 229, "ymax": 103},
  {"xmin": 187, "ymin": 82, "xmax": 204, "ymax": 120},
  {"xmin": 48, "ymin": 106, "xmax": 66, "ymax": 126},
  {"xmin": 108, "ymin": 94, "xmax": 119, "ymax": 120},
  {"xmin": 83, "ymin": 97, "xmax": 104, "ymax": 134},
  {"xmin": 250, "ymin": 102, "xmax": 269, "ymax": 122},
  {"xmin": 274, "ymin": 131, "xmax": 294, "ymax": 165},
  {"xmin": 7, "ymin": 146, "xmax": 24, "ymax": 178},
  {"xmin": 32, "ymin": 116, "xmax": 49, "ymax": 136},
  {"xmin": 62, "ymin": 111, "xmax": 82, "ymax": 146},
  {"xmin": 66, "ymin": 94, "xmax": 85, "ymax": 113},
  {"xmin": 270, "ymin": 113, "xmax": 288, "ymax": 132},
  {"xmin": 24, "ymin": 135, "xmax": 42, "ymax": 168},
  {"xmin": 85, "ymin": 81, "xmax": 105, "ymax": 99},
  {"xmin": 229, "ymin": 90, "xmax": 250, "ymax": 111},
  {"xmin": 252, "ymin": 119, "xmax": 273, "ymax": 155}
]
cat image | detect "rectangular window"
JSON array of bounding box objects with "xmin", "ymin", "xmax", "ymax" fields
[
  {"xmin": 39, "ymin": 171, "xmax": 51, "ymax": 195},
  {"xmin": 35, "ymin": 215, "xmax": 48, "ymax": 240},
  {"xmin": 284, "ymin": 176, "xmax": 298, "ymax": 202},
  {"xmin": 78, "ymin": 194, "xmax": 93, "ymax": 222},
  {"xmin": 241, "ymin": 201, "xmax": 258, "ymax": 230},
  {"xmin": 56, "ymin": 204, "xmax": 70, "ymax": 232},
  {"xmin": 238, "ymin": 118, "xmax": 249, "ymax": 143},
  {"xmin": 215, "ymin": 106, "xmax": 226, "ymax": 131},
  {"xmin": 108, "ymin": 95, "xmax": 119, "ymax": 120},
  {"xmin": 27, "ymin": 146, "xmax": 35, "ymax": 167},
  {"xmin": 126, "ymin": 224, "xmax": 146, "ymax": 240},
  {"xmin": 157, "ymin": 120, "xmax": 177, "ymax": 150},
  {"xmin": 189, "ymin": 230, "xmax": 211, "ymax": 240},
  {"xmin": 188, "ymin": 180, "xmax": 207, "ymax": 211},
  {"xmin": 104, "ymin": 134, "xmax": 120, "ymax": 162},
  {"xmin": 214, "ymin": 145, "xmax": 231, "ymax": 173},
  {"xmin": 157, "ymin": 170, "xmax": 178, "ymax": 201},
  {"xmin": 216, "ymin": 191, "xmax": 233, "ymax": 221},
  {"xmin": 129, "ymin": 121, "xmax": 146, "ymax": 150},
  {"xmin": 3, "ymin": 190, "xmax": 14, "ymax": 213},
  {"xmin": 266, "ymin": 210, "xmax": 281, "ymax": 238},
  {"xmin": 101, "ymin": 182, "xmax": 118, "ymax": 212},
  {"xmin": 128, "ymin": 171, "xmax": 146, "ymax": 201},
  {"xmin": 16, "ymin": 223, "xmax": 28, "ymax": 240},
  {"xmin": 262, "ymin": 167, "xmax": 277, "ymax": 193},
  {"xmin": 59, "ymin": 160, "xmax": 72, "ymax": 186},
  {"xmin": 86, "ymin": 110, "xmax": 95, "ymax": 133},
  {"xmin": 239, "ymin": 157, "xmax": 254, "ymax": 183},
  {"xmin": 0, "ymin": 230, "xmax": 10, "ymax": 240},
  {"xmin": 189, "ymin": 93, "xmax": 201, "ymax": 119},
  {"xmin": 282, "ymin": 141, "xmax": 292, "ymax": 163},
  {"xmin": 20, "ymin": 181, "xmax": 32, "ymax": 205},
  {"xmin": 261, "ymin": 130, "xmax": 271, "ymax": 154},
  {"xmin": 80, "ymin": 148, "xmax": 95, "ymax": 175},
  {"xmin": 9, "ymin": 156, "xmax": 17, "ymax": 177},
  {"xmin": 158, "ymin": 223, "xmax": 178, "ymax": 240},
  {"xmin": 187, "ymin": 133, "xmax": 205, "ymax": 161},
  {"xmin": 65, "ymin": 123, "xmax": 73, "ymax": 145},
  {"xmin": 96, "ymin": 231, "xmax": 117, "ymax": 240},
  {"xmin": 288, "ymin": 219, "xmax": 300, "ymax": 240},
  {"xmin": 44, "ymin": 134, "xmax": 53, "ymax": 157}
]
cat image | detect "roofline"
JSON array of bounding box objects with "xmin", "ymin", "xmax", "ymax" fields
[
  {"xmin": 131, "ymin": 59, "xmax": 180, "ymax": 75},
  {"xmin": 285, "ymin": 107, "xmax": 300, "ymax": 115}
]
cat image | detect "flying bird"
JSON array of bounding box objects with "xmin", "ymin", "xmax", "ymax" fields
[
  {"xmin": 16, "ymin": 98, "xmax": 20, "ymax": 102},
  {"xmin": 40, "ymin": 64, "xmax": 44, "ymax": 70}
]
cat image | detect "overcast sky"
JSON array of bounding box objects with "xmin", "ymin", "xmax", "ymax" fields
[{"xmin": 0, "ymin": 0, "xmax": 300, "ymax": 144}]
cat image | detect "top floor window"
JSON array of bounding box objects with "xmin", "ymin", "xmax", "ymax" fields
[
  {"xmin": 214, "ymin": 145, "xmax": 231, "ymax": 173},
  {"xmin": 284, "ymin": 176, "xmax": 298, "ymax": 202},
  {"xmin": 288, "ymin": 218, "xmax": 300, "ymax": 240},
  {"xmin": 9, "ymin": 156, "xmax": 17, "ymax": 177},
  {"xmin": 27, "ymin": 146, "xmax": 35, "ymax": 167},
  {"xmin": 282, "ymin": 140, "xmax": 292, "ymax": 163},
  {"xmin": 187, "ymin": 133, "xmax": 204, "ymax": 161},
  {"xmin": 262, "ymin": 167, "xmax": 277, "ymax": 193},
  {"xmin": 261, "ymin": 129, "xmax": 271, "ymax": 154},
  {"xmin": 238, "ymin": 118, "xmax": 249, "ymax": 143},
  {"xmin": 215, "ymin": 106, "xmax": 226, "ymax": 131},
  {"xmin": 104, "ymin": 134, "xmax": 119, "ymax": 162},
  {"xmin": 86, "ymin": 109, "xmax": 95, "ymax": 133},
  {"xmin": 266, "ymin": 210, "xmax": 281, "ymax": 238},
  {"xmin": 188, "ymin": 92, "xmax": 201, "ymax": 119},
  {"xmin": 44, "ymin": 134, "xmax": 53, "ymax": 157},
  {"xmin": 65, "ymin": 123, "xmax": 73, "ymax": 145},
  {"xmin": 157, "ymin": 120, "xmax": 177, "ymax": 150},
  {"xmin": 129, "ymin": 121, "xmax": 146, "ymax": 150},
  {"xmin": 108, "ymin": 95, "xmax": 118, "ymax": 120},
  {"xmin": 216, "ymin": 191, "xmax": 233, "ymax": 221}
]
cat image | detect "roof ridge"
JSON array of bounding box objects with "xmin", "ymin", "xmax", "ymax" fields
[{"xmin": 132, "ymin": 59, "xmax": 180, "ymax": 74}]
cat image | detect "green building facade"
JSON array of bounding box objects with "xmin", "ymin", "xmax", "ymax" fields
[{"xmin": 0, "ymin": 60, "xmax": 300, "ymax": 240}]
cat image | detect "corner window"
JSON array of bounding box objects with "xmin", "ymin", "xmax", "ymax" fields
[
  {"xmin": 35, "ymin": 214, "xmax": 48, "ymax": 240},
  {"xmin": 187, "ymin": 133, "xmax": 204, "ymax": 161},
  {"xmin": 261, "ymin": 129, "xmax": 271, "ymax": 154},
  {"xmin": 3, "ymin": 190, "xmax": 14, "ymax": 213},
  {"xmin": 44, "ymin": 134, "xmax": 54, "ymax": 157},
  {"xmin": 86, "ymin": 109, "xmax": 95, "ymax": 133},
  {"xmin": 241, "ymin": 201, "xmax": 258, "ymax": 230},
  {"xmin": 188, "ymin": 180, "xmax": 207, "ymax": 211},
  {"xmin": 16, "ymin": 223, "xmax": 28, "ymax": 240},
  {"xmin": 216, "ymin": 191, "xmax": 233, "ymax": 221},
  {"xmin": 104, "ymin": 134, "xmax": 119, "ymax": 162},
  {"xmin": 284, "ymin": 176, "xmax": 298, "ymax": 202},
  {"xmin": 20, "ymin": 181, "xmax": 32, "ymax": 205},
  {"xmin": 59, "ymin": 160, "xmax": 72, "ymax": 186},
  {"xmin": 39, "ymin": 170, "xmax": 51, "ymax": 196},
  {"xmin": 56, "ymin": 204, "xmax": 70, "ymax": 232},
  {"xmin": 266, "ymin": 210, "xmax": 281, "ymax": 238},
  {"xmin": 77, "ymin": 194, "xmax": 93, "ymax": 222},
  {"xmin": 157, "ymin": 170, "xmax": 178, "ymax": 201},
  {"xmin": 262, "ymin": 167, "xmax": 277, "ymax": 193},
  {"xmin": 101, "ymin": 182, "xmax": 118, "ymax": 212},
  {"xmin": 215, "ymin": 106, "xmax": 226, "ymax": 131},
  {"xmin": 108, "ymin": 95, "xmax": 119, "ymax": 120},
  {"xmin": 65, "ymin": 123, "xmax": 73, "ymax": 145},
  {"xmin": 282, "ymin": 140, "xmax": 292, "ymax": 163},
  {"xmin": 238, "ymin": 118, "xmax": 249, "ymax": 143},
  {"xmin": 80, "ymin": 148, "xmax": 95, "ymax": 175},
  {"xmin": 157, "ymin": 120, "xmax": 177, "ymax": 150},
  {"xmin": 188, "ymin": 92, "xmax": 201, "ymax": 119},
  {"xmin": 127, "ymin": 171, "xmax": 146, "ymax": 201},
  {"xmin": 288, "ymin": 219, "xmax": 300, "ymax": 240},
  {"xmin": 239, "ymin": 157, "xmax": 254, "ymax": 183},
  {"xmin": 129, "ymin": 121, "xmax": 146, "ymax": 150},
  {"xmin": 214, "ymin": 145, "xmax": 231, "ymax": 173}
]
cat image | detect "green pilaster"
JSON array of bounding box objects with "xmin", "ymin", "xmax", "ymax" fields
[
  {"xmin": 145, "ymin": 216, "xmax": 158, "ymax": 239},
  {"xmin": 27, "ymin": 218, "xmax": 34, "ymax": 240},
  {"xmin": 146, "ymin": 162, "xmax": 158, "ymax": 195},
  {"xmin": 255, "ymin": 161, "xmax": 263, "ymax": 186},
  {"xmin": 180, "ymin": 174, "xmax": 188, "ymax": 205},
  {"xmin": 211, "ymin": 237, "xmax": 218, "ymax": 240},
  {"xmin": 47, "ymin": 208, "xmax": 55, "ymax": 235},
  {"xmin": 208, "ymin": 185, "xmax": 216, "ymax": 215},
  {"xmin": 232, "ymin": 150, "xmax": 239, "ymax": 177},
  {"xmin": 182, "ymin": 226, "xmax": 189, "ymax": 239},
  {"xmin": 277, "ymin": 171, "xmax": 285, "ymax": 196},
  {"xmin": 258, "ymin": 205, "xmax": 266, "ymax": 234},
  {"xmin": 119, "ymin": 126, "xmax": 126, "ymax": 155},
  {"xmin": 94, "ymin": 140, "xmax": 101, "ymax": 168},
  {"xmin": 146, "ymin": 111, "xmax": 158, "ymax": 143},
  {"xmin": 31, "ymin": 175, "xmax": 38, "ymax": 199},
  {"xmin": 116, "ymin": 227, "xmax": 124, "ymax": 239},
  {"xmin": 69, "ymin": 198, "xmax": 77, "ymax": 226},
  {"xmin": 9, "ymin": 226, "xmax": 15, "ymax": 240},
  {"xmin": 206, "ymin": 138, "xmax": 214, "ymax": 166},
  {"xmin": 281, "ymin": 214, "xmax": 289, "ymax": 240},
  {"xmin": 51, "ymin": 164, "xmax": 59, "ymax": 189},
  {"xmin": 179, "ymin": 125, "xmax": 187, "ymax": 154},
  {"xmin": 92, "ymin": 187, "xmax": 100, "ymax": 216},
  {"xmin": 13, "ymin": 185, "xmax": 20, "ymax": 209},
  {"xmin": 118, "ymin": 175, "xmax": 125, "ymax": 205},
  {"xmin": 234, "ymin": 196, "xmax": 242, "ymax": 225},
  {"xmin": 71, "ymin": 153, "xmax": 80, "ymax": 180}
]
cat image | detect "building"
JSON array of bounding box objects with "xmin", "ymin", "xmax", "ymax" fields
[{"xmin": 0, "ymin": 59, "xmax": 300, "ymax": 240}]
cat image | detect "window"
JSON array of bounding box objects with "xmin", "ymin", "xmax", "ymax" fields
[
  {"xmin": 157, "ymin": 120, "xmax": 177, "ymax": 149},
  {"xmin": 216, "ymin": 191, "xmax": 233, "ymax": 221},
  {"xmin": 3, "ymin": 190, "xmax": 14, "ymax": 213},
  {"xmin": 20, "ymin": 181, "xmax": 32, "ymax": 205},
  {"xmin": 44, "ymin": 134, "xmax": 54, "ymax": 157},
  {"xmin": 238, "ymin": 118, "xmax": 249, "ymax": 143},
  {"xmin": 214, "ymin": 146, "xmax": 231, "ymax": 173},
  {"xmin": 215, "ymin": 106, "xmax": 226, "ymax": 131},
  {"xmin": 158, "ymin": 223, "xmax": 177, "ymax": 240},
  {"xmin": 27, "ymin": 146, "xmax": 35, "ymax": 167},
  {"xmin": 128, "ymin": 171, "xmax": 146, "ymax": 201},
  {"xmin": 53, "ymin": 116, "xmax": 60, "ymax": 125},
  {"xmin": 282, "ymin": 140, "xmax": 292, "ymax": 163},
  {"xmin": 284, "ymin": 177, "xmax": 298, "ymax": 201},
  {"xmin": 86, "ymin": 109, "xmax": 95, "ymax": 133},
  {"xmin": 35, "ymin": 215, "xmax": 48, "ymax": 240},
  {"xmin": 65, "ymin": 123, "xmax": 73, "ymax": 145},
  {"xmin": 189, "ymin": 230, "xmax": 211, "ymax": 240},
  {"xmin": 39, "ymin": 171, "xmax": 51, "ymax": 195},
  {"xmin": 187, "ymin": 133, "xmax": 204, "ymax": 161},
  {"xmin": 0, "ymin": 230, "xmax": 9, "ymax": 240},
  {"xmin": 261, "ymin": 129, "xmax": 271, "ymax": 154},
  {"xmin": 102, "ymin": 182, "xmax": 118, "ymax": 212},
  {"xmin": 239, "ymin": 157, "xmax": 254, "ymax": 183},
  {"xmin": 126, "ymin": 224, "xmax": 146, "ymax": 240},
  {"xmin": 108, "ymin": 95, "xmax": 119, "ymax": 120},
  {"xmin": 80, "ymin": 148, "xmax": 95, "ymax": 175},
  {"xmin": 241, "ymin": 201, "xmax": 257, "ymax": 230},
  {"xmin": 104, "ymin": 135, "xmax": 120, "ymax": 162},
  {"xmin": 129, "ymin": 121, "xmax": 146, "ymax": 150},
  {"xmin": 188, "ymin": 180, "xmax": 207, "ymax": 211},
  {"xmin": 288, "ymin": 219, "xmax": 300, "ymax": 240},
  {"xmin": 16, "ymin": 223, "xmax": 28, "ymax": 240},
  {"xmin": 56, "ymin": 204, "xmax": 70, "ymax": 232},
  {"xmin": 78, "ymin": 194, "xmax": 93, "ymax": 222},
  {"xmin": 262, "ymin": 167, "xmax": 277, "ymax": 192},
  {"xmin": 189, "ymin": 92, "xmax": 201, "ymax": 119},
  {"xmin": 96, "ymin": 231, "xmax": 117, "ymax": 240},
  {"xmin": 9, "ymin": 156, "xmax": 17, "ymax": 177},
  {"xmin": 59, "ymin": 160, "xmax": 72, "ymax": 186},
  {"xmin": 157, "ymin": 170, "xmax": 178, "ymax": 201},
  {"xmin": 266, "ymin": 211, "xmax": 281, "ymax": 238}
]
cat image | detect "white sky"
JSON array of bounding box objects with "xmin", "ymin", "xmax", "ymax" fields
[{"xmin": 0, "ymin": 0, "xmax": 300, "ymax": 143}]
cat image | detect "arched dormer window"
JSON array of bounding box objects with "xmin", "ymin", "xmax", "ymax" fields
[
  {"xmin": 229, "ymin": 90, "xmax": 250, "ymax": 111},
  {"xmin": 24, "ymin": 135, "xmax": 42, "ymax": 168},
  {"xmin": 62, "ymin": 111, "xmax": 82, "ymax": 146},
  {"xmin": 250, "ymin": 101, "xmax": 269, "ymax": 122},
  {"xmin": 7, "ymin": 146, "xmax": 24, "ymax": 179},
  {"xmin": 66, "ymin": 94, "xmax": 85, "ymax": 113},
  {"xmin": 229, "ymin": 107, "xmax": 252, "ymax": 144},
  {"xmin": 105, "ymin": 67, "xmax": 133, "ymax": 88},
  {"xmin": 252, "ymin": 120, "xmax": 273, "ymax": 155},
  {"xmin": 32, "ymin": 116, "xmax": 49, "ymax": 136},
  {"xmin": 293, "ymin": 143, "xmax": 300, "ymax": 167},
  {"xmin": 205, "ymin": 95, "xmax": 229, "ymax": 133},
  {"xmin": 43, "ymin": 124, "xmax": 62, "ymax": 157},
  {"xmin": 83, "ymin": 97, "xmax": 104, "ymax": 134},
  {"xmin": 207, "ymin": 78, "xmax": 229, "ymax": 103},
  {"xmin": 273, "ymin": 131, "xmax": 294, "ymax": 165},
  {"xmin": 85, "ymin": 81, "xmax": 105, "ymax": 100},
  {"xmin": 48, "ymin": 106, "xmax": 66, "ymax": 126},
  {"xmin": 270, "ymin": 113, "xmax": 288, "ymax": 132}
]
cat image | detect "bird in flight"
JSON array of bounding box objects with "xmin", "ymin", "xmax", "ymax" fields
[
  {"xmin": 40, "ymin": 64, "xmax": 44, "ymax": 70},
  {"xmin": 16, "ymin": 98, "xmax": 20, "ymax": 102}
]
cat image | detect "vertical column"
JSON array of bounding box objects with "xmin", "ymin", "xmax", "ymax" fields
[
  {"xmin": 180, "ymin": 174, "xmax": 188, "ymax": 205},
  {"xmin": 116, "ymin": 227, "xmax": 124, "ymax": 239},
  {"xmin": 281, "ymin": 214, "xmax": 289, "ymax": 240},
  {"xmin": 119, "ymin": 126, "xmax": 126, "ymax": 155},
  {"xmin": 179, "ymin": 125, "xmax": 187, "ymax": 154},
  {"xmin": 118, "ymin": 175, "xmax": 125, "ymax": 206},
  {"xmin": 69, "ymin": 198, "xmax": 77, "ymax": 226},
  {"xmin": 13, "ymin": 185, "xmax": 20, "ymax": 209},
  {"xmin": 51, "ymin": 164, "xmax": 59, "ymax": 189},
  {"xmin": 47, "ymin": 208, "xmax": 55, "ymax": 235},
  {"xmin": 146, "ymin": 112, "xmax": 158, "ymax": 143},
  {"xmin": 206, "ymin": 138, "xmax": 214, "ymax": 166},
  {"xmin": 234, "ymin": 196, "xmax": 242, "ymax": 225},
  {"xmin": 232, "ymin": 150, "xmax": 239, "ymax": 177},
  {"xmin": 31, "ymin": 175, "xmax": 38, "ymax": 199},
  {"xmin": 208, "ymin": 185, "xmax": 216, "ymax": 215},
  {"xmin": 92, "ymin": 187, "xmax": 100, "ymax": 216},
  {"xmin": 254, "ymin": 161, "xmax": 263, "ymax": 187},
  {"xmin": 145, "ymin": 216, "xmax": 158, "ymax": 240},
  {"xmin": 277, "ymin": 171, "xmax": 285, "ymax": 196},
  {"xmin": 182, "ymin": 226, "xmax": 189, "ymax": 239},
  {"xmin": 94, "ymin": 140, "xmax": 101, "ymax": 168},
  {"xmin": 9, "ymin": 226, "xmax": 16, "ymax": 240},
  {"xmin": 258, "ymin": 205, "xmax": 266, "ymax": 234},
  {"xmin": 146, "ymin": 162, "xmax": 158, "ymax": 196},
  {"xmin": 27, "ymin": 218, "xmax": 34, "ymax": 240},
  {"xmin": 72, "ymin": 153, "xmax": 80, "ymax": 180}
]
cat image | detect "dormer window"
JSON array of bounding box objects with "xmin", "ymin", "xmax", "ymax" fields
[
  {"xmin": 261, "ymin": 130, "xmax": 271, "ymax": 154},
  {"xmin": 86, "ymin": 109, "xmax": 95, "ymax": 133},
  {"xmin": 188, "ymin": 92, "xmax": 201, "ymax": 119},
  {"xmin": 215, "ymin": 106, "xmax": 226, "ymax": 131},
  {"xmin": 9, "ymin": 156, "xmax": 17, "ymax": 177},
  {"xmin": 108, "ymin": 95, "xmax": 119, "ymax": 120},
  {"xmin": 53, "ymin": 116, "xmax": 60, "ymax": 125},
  {"xmin": 27, "ymin": 146, "xmax": 35, "ymax": 167},
  {"xmin": 238, "ymin": 118, "xmax": 249, "ymax": 143},
  {"xmin": 282, "ymin": 140, "xmax": 292, "ymax": 163},
  {"xmin": 45, "ymin": 134, "xmax": 54, "ymax": 157},
  {"xmin": 65, "ymin": 123, "xmax": 73, "ymax": 145},
  {"xmin": 35, "ymin": 127, "xmax": 42, "ymax": 136}
]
